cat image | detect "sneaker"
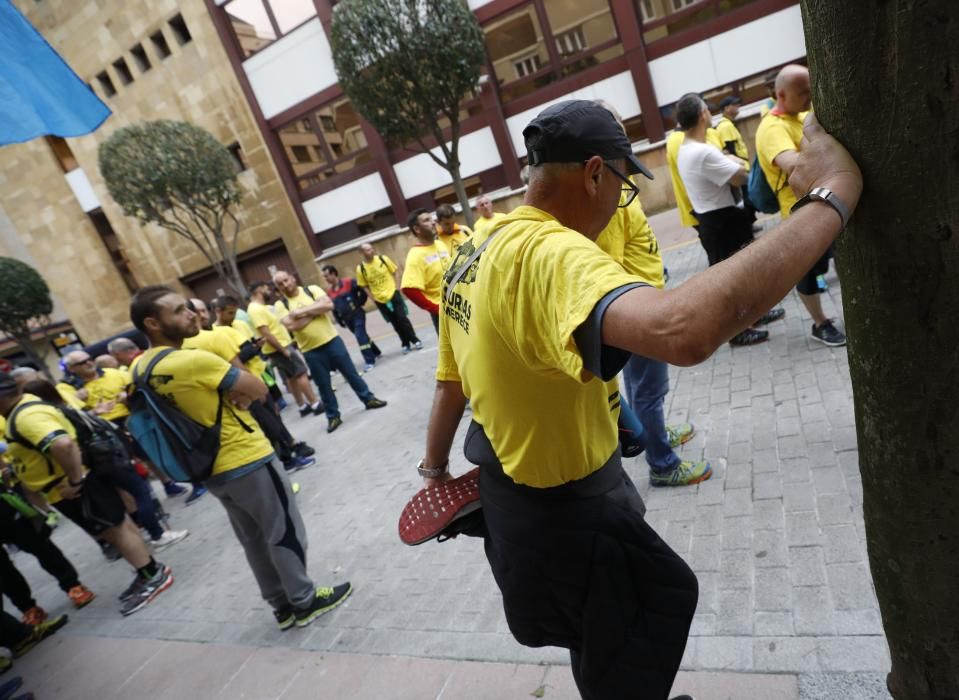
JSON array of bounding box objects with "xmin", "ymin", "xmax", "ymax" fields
[
  {"xmin": 650, "ymin": 460, "xmax": 712, "ymax": 487},
  {"xmin": 120, "ymin": 565, "xmax": 173, "ymax": 617},
  {"xmin": 12, "ymin": 614, "xmax": 68, "ymax": 657},
  {"xmin": 0, "ymin": 657, "xmax": 11, "ymax": 675},
  {"xmin": 755, "ymin": 307, "xmax": 785, "ymax": 325},
  {"xmin": 729, "ymin": 328, "xmax": 769, "ymax": 346},
  {"xmin": 185, "ymin": 486, "xmax": 207, "ymax": 505},
  {"xmin": 299, "ymin": 405, "xmax": 313, "ymax": 418},
  {"xmin": 401, "ymin": 346, "xmax": 411, "ymax": 355},
  {"xmin": 291, "ymin": 482, "xmax": 301, "ymax": 495},
  {"xmin": 283, "ymin": 456, "xmax": 315, "ymax": 473},
  {"xmin": 293, "ymin": 442, "xmax": 314, "ymax": 458},
  {"xmin": 363, "ymin": 363, "xmax": 375, "ymax": 372},
  {"xmin": 118, "ymin": 574, "xmax": 141, "ymax": 602},
  {"xmin": 100, "ymin": 542, "xmax": 122, "ymax": 562},
  {"xmin": 413, "ymin": 341, "xmax": 423, "ymax": 350},
  {"xmin": 811, "ymin": 319, "xmax": 846, "ymax": 347},
  {"xmin": 0, "ymin": 677, "xmax": 18, "ymax": 695},
  {"xmin": 152, "ymin": 530, "xmax": 190, "ymax": 549},
  {"xmin": 667, "ymin": 423, "xmax": 695, "ymax": 448},
  {"xmin": 45, "ymin": 511, "xmax": 60, "ymax": 529},
  {"xmin": 364, "ymin": 397, "xmax": 387, "ymax": 410},
  {"xmin": 273, "ymin": 606, "xmax": 295, "ymax": 631},
  {"xmin": 294, "ymin": 583, "xmax": 353, "ymax": 628},
  {"xmin": 67, "ymin": 585, "xmax": 95, "ymax": 609},
  {"xmin": 163, "ymin": 482, "xmax": 187, "ymax": 497},
  {"xmin": 311, "ymin": 402, "xmax": 326, "ymax": 414},
  {"xmin": 20, "ymin": 608, "xmax": 46, "ymax": 627},
  {"xmin": 326, "ymin": 417, "xmax": 343, "ymax": 433}
]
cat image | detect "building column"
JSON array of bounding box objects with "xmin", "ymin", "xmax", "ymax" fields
[
  {"xmin": 358, "ymin": 118, "xmax": 409, "ymax": 223},
  {"xmin": 610, "ymin": 0, "xmax": 666, "ymax": 142},
  {"xmin": 479, "ymin": 76, "xmax": 523, "ymax": 190}
]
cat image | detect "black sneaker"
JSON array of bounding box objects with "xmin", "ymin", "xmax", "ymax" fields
[
  {"xmin": 294, "ymin": 442, "xmax": 314, "ymax": 458},
  {"xmin": 298, "ymin": 405, "xmax": 313, "ymax": 418},
  {"xmin": 364, "ymin": 397, "xmax": 387, "ymax": 410},
  {"xmin": 729, "ymin": 328, "xmax": 769, "ymax": 346},
  {"xmin": 755, "ymin": 307, "xmax": 785, "ymax": 325},
  {"xmin": 811, "ymin": 319, "xmax": 846, "ymax": 347},
  {"xmin": 120, "ymin": 565, "xmax": 173, "ymax": 616},
  {"xmin": 118, "ymin": 573, "xmax": 141, "ymax": 602},
  {"xmin": 13, "ymin": 614, "xmax": 69, "ymax": 658},
  {"xmin": 273, "ymin": 606, "xmax": 295, "ymax": 631},
  {"xmin": 327, "ymin": 416, "xmax": 343, "ymax": 433},
  {"xmin": 294, "ymin": 583, "xmax": 352, "ymax": 628}
]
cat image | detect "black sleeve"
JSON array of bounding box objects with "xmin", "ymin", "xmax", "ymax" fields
[
  {"xmin": 723, "ymin": 140, "xmax": 738, "ymax": 156},
  {"xmin": 573, "ymin": 283, "xmax": 647, "ymax": 381}
]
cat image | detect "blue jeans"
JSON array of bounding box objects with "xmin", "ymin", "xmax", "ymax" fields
[
  {"xmin": 623, "ymin": 354, "xmax": 680, "ymax": 472},
  {"xmin": 302, "ymin": 336, "xmax": 375, "ymax": 420}
]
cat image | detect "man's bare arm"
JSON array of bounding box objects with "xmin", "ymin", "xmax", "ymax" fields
[
  {"xmin": 256, "ymin": 325, "xmax": 289, "ymax": 355},
  {"xmin": 279, "ymin": 314, "xmax": 312, "ymax": 332},
  {"xmin": 292, "ymin": 297, "xmax": 334, "ymax": 318},
  {"xmin": 422, "ymin": 380, "xmax": 468, "ymax": 485},
  {"xmin": 47, "ymin": 436, "xmax": 86, "ymax": 499},
  {"xmin": 228, "ymin": 369, "xmax": 269, "ymax": 404},
  {"xmin": 604, "ymin": 114, "xmax": 862, "ymax": 367}
]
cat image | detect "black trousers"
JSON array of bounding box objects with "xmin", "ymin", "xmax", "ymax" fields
[
  {"xmin": 377, "ymin": 291, "xmax": 419, "ymax": 348},
  {"xmin": 0, "ymin": 509, "xmax": 79, "ymax": 612},
  {"xmin": 249, "ymin": 396, "xmax": 296, "ymax": 463},
  {"xmin": 478, "ymin": 454, "xmax": 698, "ymax": 699},
  {"xmin": 694, "ymin": 206, "xmax": 754, "ymax": 267},
  {"xmin": 0, "ymin": 606, "xmax": 30, "ymax": 648}
]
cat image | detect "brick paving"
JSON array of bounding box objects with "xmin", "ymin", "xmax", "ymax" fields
[{"xmin": 5, "ymin": 208, "xmax": 890, "ymax": 695}]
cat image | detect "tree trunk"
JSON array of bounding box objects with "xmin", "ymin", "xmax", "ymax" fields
[
  {"xmin": 448, "ymin": 157, "xmax": 475, "ymax": 228},
  {"xmin": 801, "ymin": 2, "xmax": 959, "ymax": 697}
]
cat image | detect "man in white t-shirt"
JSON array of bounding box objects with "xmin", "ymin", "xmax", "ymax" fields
[{"xmin": 676, "ymin": 92, "xmax": 783, "ymax": 345}]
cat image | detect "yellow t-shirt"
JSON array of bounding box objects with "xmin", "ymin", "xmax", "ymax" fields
[
  {"xmin": 224, "ymin": 321, "xmax": 268, "ymax": 377},
  {"xmin": 705, "ymin": 126, "xmax": 724, "ymax": 151},
  {"xmin": 247, "ymin": 300, "xmax": 292, "ymax": 354},
  {"xmin": 356, "ymin": 254, "xmax": 398, "ymax": 304},
  {"xmin": 401, "ymin": 242, "xmax": 452, "ymax": 306},
  {"xmin": 82, "ymin": 367, "xmax": 132, "ymax": 421},
  {"xmin": 437, "ymin": 224, "xmax": 472, "ymax": 257},
  {"xmin": 182, "ymin": 328, "xmax": 240, "ymax": 364},
  {"xmin": 756, "ymin": 111, "xmax": 804, "ymax": 218},
  {"xmin": 436, "ymin": 206, "xmax": 643, "ymax": 488},
  {"xmin": 716, "ymin": 117, "xmax": 749, "ymax": 160},
  {"xmin": 3, "ymin": 394, "xmax": 78, "ymax": 503},
  {"xmin": 55, "ymin": 382, "xmax": 86, "ymax": 410},
  {"xmin": 666, "ymin": 130, "xmax": 698, "ymax": 228},
  {"xmin": 595, "ymin": 195, "xmax": 666, "ymax": 289},
  {"xmin": 274, "ymin": 285, "xmax": 338, "ymax": 353},
  {"xmin": 473, "ymin": 212, "xmax": 507, "ymax": 238},
  {"xmin": 131, "ymin": 347, "xmax": 273, "ymax": 476}
]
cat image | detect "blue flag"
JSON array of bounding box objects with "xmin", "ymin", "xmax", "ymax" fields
[{"xmin": 0, "ymin": 0, "xmax": 110, "ymax": 146}]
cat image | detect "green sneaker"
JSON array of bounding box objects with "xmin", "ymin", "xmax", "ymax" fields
[
  {"xmin": 13, "ymin": 614, "xmax": 69, "ymax": 658},
  {"xmin": 667, "ymin": 423, "xmax": 695, "ymax": 448},
  {"xmin": 650, "ymin": 461, "xmax": 712, "ymax": 487},
  {"xmin": 294, "ymin": 583, "xmax": 353, "ymax": 628}
]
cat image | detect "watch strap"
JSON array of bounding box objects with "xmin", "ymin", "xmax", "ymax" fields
[
  {"xmin": 417, "ymin": 459, "xmax": 449, "ymax": 479},
  {"xmin": 791, "ymin": 187, "xmax": 850, "ymax": 228}
]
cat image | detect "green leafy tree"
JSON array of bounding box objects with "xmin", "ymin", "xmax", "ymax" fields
[
  {"xmin": 0, "ymin": 257, "xmax": 54, "ymax": 377},
  {"xmin": 98, "ymin": 120, "xmax": 246, "ymax": 295},
  {"xmin": 802, "ymin": 0, "xmax": 958, "ymax": 696},
  {"xmin": 331, "ymin": 0, "xmax": 487, "ymax": 226}
]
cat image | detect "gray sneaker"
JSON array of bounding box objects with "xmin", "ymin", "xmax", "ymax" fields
[
  {"xmin": 811, "ymin": 319, "xmax": 846, "ymax": 347},
  {"xmin": 120, "ymin": 565, "xmax": 173, "ymax": 616}
]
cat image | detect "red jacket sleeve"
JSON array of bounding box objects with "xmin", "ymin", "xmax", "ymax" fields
[{"xmin": 402, "ymin": 287, "xmax": 439, "ymax": 315}]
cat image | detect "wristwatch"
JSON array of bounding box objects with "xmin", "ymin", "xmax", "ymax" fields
[
  {"xmin": 791, "ymin": 187, "xmax": 850, "ymax": 228},
  {"xmin": 417, "ymin": 459, "xmax": 449, "ymax": 479}
]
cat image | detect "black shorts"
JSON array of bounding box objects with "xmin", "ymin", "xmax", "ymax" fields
[
  {"xmin": 54, "ymin": 473, "xmax": 126, "ymax": 536},
  {"xmin": 694, "ymin": 206, "xmax": 754, "ymax": 267},
  {"xmin": 796, "ymin": 249, "xmax": 832, "ymax": 295},
  {"xmin": 269, "ymin": 348, "xmax": 308, "ymax": 380}
]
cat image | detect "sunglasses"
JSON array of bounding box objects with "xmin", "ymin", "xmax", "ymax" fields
[
  {"xmin": 604, "ymin": 161, "xmax": 640, "ymax": 208},
  {"xmin": 68, "ymin": 358, "xmax": 93, "ymax": 368}
]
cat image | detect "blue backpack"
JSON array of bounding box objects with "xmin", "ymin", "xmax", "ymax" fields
[
  {"xmin": 747, "ymin": 153, "xmax": 782, "ymax": 214},
  {"xmin": 126, "ymin": 348, "xmax": 224, "ymax": 484}
]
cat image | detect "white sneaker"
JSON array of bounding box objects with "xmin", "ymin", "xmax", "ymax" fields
[{"xmin": 152, "ymin": 530, "xmax": 189, "ymax": 549}]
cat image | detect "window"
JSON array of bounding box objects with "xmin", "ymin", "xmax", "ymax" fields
[
  {"xmin": 45, "ymin": 136, "xmax": 78, "ymax": 173},
  {"xmin": 485, "ymin": 1, "xmax": 622, "ymax": 104},
  {"xmin": 112, "ymin": 57, "xmax": 134, "ymax": 85},
  {"xmin": 640, "ymin": 0, "xmax": 760, "ymax": 45},
  {"xmin": 320, "ymin": 206, "xmax": 397, "ymax": 249},
  {"xmin": 168, "ymin": 13, "xmax": 192, "ymax": 45},
  {"xmin": 130, "ymin": 43, "xmax": 151, "ymax": 72},
  {"xmin": 276, "ymin": 97, "xmax": 373, "ymax": 191},
  {"xmin": 638, "ymin": 0, "xmax": 657, "ymax": 21},
  {"xmin": 672, "ymin": 0, "xmax": 698, "ymax": 9},
  {"xmin": 88, "ymin": 210, "xmax": 139, "ymax": 293},
  {"xmin": 150, "ymin": 29, "xmax": 172, "ymax": 59},
  {"xmin": 96, "ymin": 71, "xmax": 116, "ymax": 97},
  {"xmin": 227, "ymin": 142, "xmax": 247, "ymax": 171},
  {"xmin": 223, "ymin": 0, "xmax": 317, "ymax": 58}
]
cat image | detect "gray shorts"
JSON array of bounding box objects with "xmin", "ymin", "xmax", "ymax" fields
[{"xmin": 269, "ymin": 347, "xmax": 308, "ymax": 380}]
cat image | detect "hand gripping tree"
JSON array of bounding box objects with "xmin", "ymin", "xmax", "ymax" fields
[
  {"xmin": 331, "ymin": 0, "xmax": 487, "ymax": 226},
  {"xmin": 98, "ymin": 120, "xmax": 246, "ymax": 296},
  {"xmin": 802, "ymin": 1, "xmax": 959, "ymax": 697},
  {"xmin": 0, "ymin": 257, "xmax": 54, "ymax": 377}
]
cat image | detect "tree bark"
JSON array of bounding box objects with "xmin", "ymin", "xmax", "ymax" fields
[
  {"xmin": 801, "ymin": 2, "xmax": 959, "ymax": 697},
  {"xmin": 449, "ymin": 159, "xmax": 475, "ymax": 229}
]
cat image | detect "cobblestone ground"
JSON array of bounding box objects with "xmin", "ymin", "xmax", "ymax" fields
[{"xmin": 8, "ymin": 211, "xmax": 890, "ymax": 692}]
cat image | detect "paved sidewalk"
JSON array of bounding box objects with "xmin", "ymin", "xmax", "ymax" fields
[{"xmin": 5, "ymin": 207, "xmax": 891, "ymax": 697}]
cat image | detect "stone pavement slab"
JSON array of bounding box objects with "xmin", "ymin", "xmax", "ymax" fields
[{"xmin": 5, "ymin": 208, "xmax": 891, "ymax": 694}]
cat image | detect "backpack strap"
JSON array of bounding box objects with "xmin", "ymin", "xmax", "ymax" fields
[
  {"xmin": 443, "ymin": 227, "xmax": 504, "ymax": 306},
  {"xmin": 302, "ymin": 285, "xmax": 316, "ymax": 302}
]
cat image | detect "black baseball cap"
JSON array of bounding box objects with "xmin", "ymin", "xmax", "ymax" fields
[
  {"xmin": 523, "ymin": 100, "xmax": 653, "ymax": 180},
  {"xmin": 719, "ymin": 96, "xmax": 742, "ymax": 109}
]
